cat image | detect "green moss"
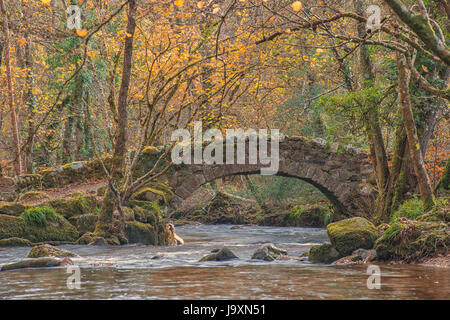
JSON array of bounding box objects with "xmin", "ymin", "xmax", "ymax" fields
[
  {"xmin": 309, "ymin": 244, "xmax": 341, "ymax": 263},
  {"xmin": 21, "ymin": 206, "xmax": 60, "ymax": 227},
  {"xmin": 128, "ymin": 200, "xmax": 162, "ymax": 218},
  {"xmin": 142, "ymin": 146, "xmax": 161, "ymax": 155},
  {"xmin": 391, "ymin": 197, "xmax": 424, "ymax": 223},
  {"xmin": 132, "ymin": 206, "xmax": 155, "ymax": 224},
  {"xmin": 48, "ymin": 195, "xmax": 99, "ymax": 218},
  {"xmin": 0, "ymin": 237, "xmax": 32, "ymax": 247},
  {"xmin": 22, "ymin": 217, "xmax": 78, "ymax": 243},
  {"xmin": 27, "ymin": 244, "xmax": 78, "ymax": 258},
  {"xmin": 0, "ymin": 215, "xmax": 25, "ymax": 239},
  {"xmin": 134, "ymin": 187, "xmax": 165, "ymax": 201},
  {"xmin": 417, "ymin": 197, "xmax": 449, "ymax": 223},
  {"xmin": 0, "ymin": 212, "xmax": 78, "ymax": 243},
  {"xmin": 199, "ymin": 247, "xmax": 238, "ymax": 261},
  {"xmin": 0, "ymin": 202, "xmax": 25, "ymax": 216},
  {"xmin": 375, "ymin": 220, "xmax": 449, "ymax": 261},
  {"xmin": 283, "ymin": 205, "xmax": 331, "ymax": 227},
  {"xmin": 327, "ymin": 217, "xmax": 378, "ymax": 256},
  {"xmin": 125, "ymin": 221, "xmax": 157, "ymax": 245},
  {"xmin": 133, "ymin": 183, "xmax": 173, "ymax": 204},
  {"xmin": 68, "ymin": 214, "xmax": 98, "ymax": 234}
]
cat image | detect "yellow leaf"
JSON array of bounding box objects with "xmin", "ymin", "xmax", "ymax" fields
[
  {"xmin": 315, "ymin": 48, "xmax": 325, "ymax": 55},
  {"xmin": 291, "ymin": 1, "xmax": 303, "ymax": 11},
  {"xmin": 197, "ymin": 1, "xmax": 205, "ymax": 9},
  {"xmin": 18, "ymin": 38, "xmax": 27, "ymax": 44},
  {"xmin": 318, "ymin": 1, "xmax": 323, "ymax": 5},
  {"xmin": 126, "ymin": 32, "xmax": 132, "ymax": 37},
  {"xmin": 421, "ymin": 65, "xmax": 428, "ymax": 72},
  {"xmin": 41, "ymin": 0, "xmax": 51, "ymax": 6},
  {"xmin": 174, "ymin": 0, "xmax": 184, "ymax": 7},
  {"xmin": 212, "ymin": 6, "xmax": 220, "ymax": 14},
  {"xmin": 76, "ymin": 29, "xmax": 88, "ymax": 37}
]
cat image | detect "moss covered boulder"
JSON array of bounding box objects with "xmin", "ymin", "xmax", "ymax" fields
[
  {"xmin": 125, "ymin": 221, "xmax": 158, "ymax": 245},
  {"xmin": 23, "ymin": 218, "xmax": 78, "ymax": 243},
  {"xmin": 309, "ymin": 244, "xmax": 341, "ymax": 263},
  {"xmin": 69, "ymin": 214, "xmax": 98, "ymax": 234},
  {"xmin": 199, "ymin": 246, "xmax": 238, "ymax": 262},
  {"xmin": 134, "ymin": 187, "xmax": 165, "ymax": 202},
  {"xmin": 0, "ymin": 202, "xmax": 25, "ymax": 216},
  {"xmin": 375, "ymin": 220, "xmax": 449, "ymax": 262},
  {"xmin": 27, "ymin": 244, "xmax": 78, "ymax": 258},
  {"xmin": 326, "ymin": 217, "xmax": 378, "ymax": 256},
  {"xmin": 251, "ymin": 243, "xmax": 288, "ymax": 261},
  {"xmin": 47, "ymin": 195, "xmax": 99, "ymax": 218},
  {"xmin": 75, "ymin": 232, "xmax": 95, "ymax": 245},
  {"xmin": 0, "ymin": 210, "xmax": 78, "ymax": 243},
  {"xmin": 0, "ymin": 237, "xmax": 32, "ymax": 247},
  {"xmin": 0, "ymin": 215, "xmax": 25, "ymax": 239}
]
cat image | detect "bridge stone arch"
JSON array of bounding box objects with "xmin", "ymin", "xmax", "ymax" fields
[{"xmin": 163, "ymin": 136, "xmax": 375, "ymax": 217}]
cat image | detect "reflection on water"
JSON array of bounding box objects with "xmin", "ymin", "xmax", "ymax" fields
[{"xmin": 0, "ymin": 224, "xmax": 449, "ymax": 299}]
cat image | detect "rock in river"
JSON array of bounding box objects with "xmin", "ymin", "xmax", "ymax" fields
[
  {"xmin": 0, "ymin": 257, "xmax": 73, "ymax": 271},
  {"xmin": 308, "ymin": 243, "xmax": 341, "ymax": 264},
  {"xmin": 27, "ymin": 244, "xmax": 79, "ymax": 258},
  {"xmin": 327, "ymin": 217, "xmax": 378, "ymax": 256},
  {"xmin": 199, "ymin": 246, "xmax": 238, "ymax": 262},
  {"xmin": 251, "ymin": 243, "xmax": 288, "ymax": 261}
]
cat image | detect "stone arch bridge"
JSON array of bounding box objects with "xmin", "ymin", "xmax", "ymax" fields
[
  {"xmin": 161, "ymin": 136, "xmax": 375, "ymax": 217},
  {"xmin": 6, "ymin": 136, "xmax": 375, "ymax": 217}
]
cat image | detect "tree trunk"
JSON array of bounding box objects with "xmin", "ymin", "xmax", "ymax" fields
[
  {"xmin": 95, "ymin": 0, "xmax": 137, "ymax": 242},
  {"xmin": 0, "ymin": 0, "xmax": 22, "ymax": 176},
  {"xmin": 396, "ymin": 52, "xmax": 435, "ymax": 210}
]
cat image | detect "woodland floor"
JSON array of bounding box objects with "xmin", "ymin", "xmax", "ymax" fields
[{"xmin": 20, "ymin": 178, "xmax": 106, "ymax": 206}]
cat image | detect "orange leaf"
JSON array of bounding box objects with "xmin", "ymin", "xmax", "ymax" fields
[
  {"xmin": 76, "ymin": 29, "xmax": 88, "ymax": 37},
  {"xmin": 292, "ymin": 1, "xmax": 303, "ymax": 11}
]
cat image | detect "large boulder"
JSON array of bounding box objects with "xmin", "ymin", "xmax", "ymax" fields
[
  {"xmin": 327, "ymin": 217, "xmax": 378, "ymax": 256},
  {"xmin": 0, "ymin": 213, "xmax": 78, "ymax": 243},
  {"xmin": 125, "ymin": 221, "xmax": 158, "ymax": 245},
  {"xmin": 23, "ymin": 216, "xmax": 78, "ymax": 243},
  {"xmin": 69, "ymin": 214, "xmax": 98, "ymax": 234},
  {"xmin": 199, "ymin": 246, "xmax": 238, "ymax": 262},
  {"xmin": 0, "ymin": 202, "xmax": 25, "ymax": 216},
  {"xmin": 0, "ymin": 237, "xmax": 32, "ymax": 247},
  {"xmin": 0, "ymin": 214, "xmax": 25, "ymax": 239},
  {"xmin": 308, "ymin": 244, "xmax": 341, "ymax": 263},
  {"xmin": 47, "ymin": 196, "xmax": 99, "ymax": 218},
  {"xmin": 251, "ymin": 243, "xmax": 288, "ymax": 261},
  {"xmin": 27, "ymin": 244, "xmax": 78, "ymax": 258}
]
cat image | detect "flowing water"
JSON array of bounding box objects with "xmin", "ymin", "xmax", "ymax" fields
[{"xmin": 0, "ymin": 224, "xmax": 448, "ymax": 299}]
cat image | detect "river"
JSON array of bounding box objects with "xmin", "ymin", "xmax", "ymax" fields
[{"xmin": 0, "ymin": 224, "xmax": 448, "ymax": 299}]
